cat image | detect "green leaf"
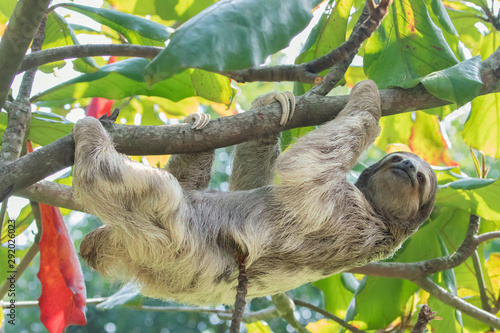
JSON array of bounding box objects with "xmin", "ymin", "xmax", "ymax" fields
[
  {"xmin": 421, "ymin": 56, "xmax": 483, "ymax": 107},
  {"xmin": 435, "ymin": 178, "xmax": 500, "ymax": 220},
  {"xmin": 60, "ymin": 3, "xmax": 172, "ymax": 45},
  {"xmin": 374, "ymin": 113, "xmax": 413, "ymax": 151},
  {"xmin": 314, "ymin": 273, "xmax": 353, "ymax": 318},
  {"xmin": 42, "ymin": 12, "xmax": 98, "ymax": 73},
  {"xmin": 145, "ymin": 0, "xmax": 320, "ymax": 83},
  {"xmin": 294, "ymin": 0, "xmax": 354, "ymax": 92},
  {"xmin": 29, "ymin": 112, "xmax": 74, "ymax": 146},
  {"xmin": 463, "ymin": 32, "xmax": 500, "ymax": 158},
  {"xmin": 155, "ymin": 0, "xmax": 217, "ymax": 23},
  {"xmin": 32, "ymin": 58, "xmax": 232, "ymax": 104},
  {"xmin": 353, "ymin": 218, "xmax": 441, "ymax": 329},
  {"xmin": 446, "ymin": 178, "xmax": 496, "ymax": 190},
  {"xmin": 428, "ymin": 0, "xmax": 457, "ymax": 36},
  {"xmin": 246, "ymin": 321, "xmax": 272, "ymax": 333},
  {"xmin": 0, "ymin": 0, "xmax": 15, "ymax": 24},
  {"xmin": 364, "ymin": 0, "xmax": 458, "ymax": 89}
]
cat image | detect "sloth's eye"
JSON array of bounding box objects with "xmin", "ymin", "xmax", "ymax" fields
[
  {"xmin": 391, "ymin": 155, "xmax": 403, "ymax": 163},
  {"xmin": 417, "ymin": 172, "xmax": 425, "ymax": 183}
]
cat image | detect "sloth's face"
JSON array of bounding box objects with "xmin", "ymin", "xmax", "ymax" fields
[{"xmin": 356, "ymin": 152, "xmax": 437, "ymax": 229}]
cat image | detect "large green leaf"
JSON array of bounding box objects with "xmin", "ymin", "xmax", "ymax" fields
[
  {"xmin": 364, "ymin": 0, "xmax": 458, "ymax": 89},
  {"xmin": 421, "ymin": 56, "xmax": 483, "ymax": 107},
  {"xmin": 353, "ymin": 220, "xmax": 441, "ymax": 329},
  {"xmin": 42, "ymin": 11, "xmax": 98, "ymax": 73},
  {"xmin": 435, "ymin": 178, "xmax": 500, "ymax": 220},
  {"xmin": 29, "ymin": 112, "xmax": 74, "ymax": 146},
  {"xmin": 463, "ymin": 32, "xmax": 500, "ymax": 159},
  {"xmin": 155, "ymin": 0, "xmax": 217, "ymax": 23},
  {"xmin": 314, "ymin": 273, "xmax": 354, "ymax": 319},
  {"xmin": 294, "ymin": 0, "xmax": 354, "ymax": 92},
  {"xmin": 59, "ymin": 3, "xmax": 172, "ymax": 45},
  {"xmin": 145, "ymin": 0, "xmax": 320, "ymax": 83},
  {"xmin": 32, "ymin": 58, "xmax": 232, "ymax": 104}
]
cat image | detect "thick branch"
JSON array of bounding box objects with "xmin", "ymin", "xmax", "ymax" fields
[
  {"xmin": 0, "ymin": 16, "xmax": 46, "ymax": 163},
  {"xmin": 1, "ymin": 46, "xmax": 499, "ymax": 202},
  {"xmin": 0, "ymin": 0, "xmax": 51, "ymax": 109}
]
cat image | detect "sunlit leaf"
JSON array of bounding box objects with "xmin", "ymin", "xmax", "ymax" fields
[
  {"xmin": 145, "ymin": 0, "xmax": 320, "ymax": 83},
  {"xmin": 374, "ymin": 113, "xmax": 413, "ymax": 150},
  {"xmin": 155, "ymin": 0, "xmax": 217, "ymax": 23},
  {"xmin": 295, "ymin": 0, "xmax": 354, "ymax": 92},
  {"xmin": 246, "ymin": 321, "xmax": 272, "ymax": 333},
  {"xmin": 0, "ymin": 0, "xmax": 15, "ymax": 24},
  {"xmin": 59, "ymin": 3, "xmax": 172, "ymax": 45},
  {"xmin": 32, "ymin": 58, "xmax": 232, "ymax": 104},
  {"xmin": 0, "ymin": 204, "xmax": 33, "ymax": 244},
  {"xmin": 435, "ymin": 178, "xmax": 500, "ymax": 220},
  {"xmin": 29, "ymin": 112, "xmax": 74, "ymax": 146},
  {"xmin": 364, "ymin": 0, "xmax": 458, "ymax": 89},
  {"xmin": 409, "ymin": 112, "xmax": 458, "ymax": 166},
  {"xmin": 42, "ymin": 12, "xmax": 98, "ymax": 73},
  {"xmin": 306, "ymin": 318, "xmax": 341, "ymax": 332},
  {"xmin": 463, "ymin": 32, "xmax": 500, "ymax": 158}
]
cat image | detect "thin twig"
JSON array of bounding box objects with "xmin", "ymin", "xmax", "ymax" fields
[
  {"xmin": 311, "ymin": 0, "xmax": 393, "ymax": 95},
  {"xmin": 416, "ymin": 278, "xmax": 500, "ymax": 328},
  {"xmin": 471, "ymin": 250, "xmax": 493, "ymax": 314},
  {"xmin": 229, "ymin": 253, "xmax": 248, "ymax": 333},
  {"xmin": 293, "ymin": 298, "xmax": 366, "ymax": 333}
]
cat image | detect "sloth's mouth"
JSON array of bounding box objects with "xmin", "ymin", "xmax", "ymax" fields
[{"xmin": 391, "ymin": 167, "xmax": 415, "ymax": 185}]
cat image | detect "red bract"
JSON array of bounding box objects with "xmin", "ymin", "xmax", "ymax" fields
[{"xmin": 37, "ymin": 204, "xmax": 87, "ymax": 333}]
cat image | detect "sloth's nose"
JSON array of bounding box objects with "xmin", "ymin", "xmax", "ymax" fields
[{"xmin": 401, "ymin": 159, "xmax": 416, "ymax": 171}]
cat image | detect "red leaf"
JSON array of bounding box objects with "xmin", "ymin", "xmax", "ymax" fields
[
  {"xmin": 37, "ymin": 204, "xmax": 87, "ymax": 333},
  {"xmin": 85, "ymin": 97, "xmax": 114, "ymax": 118}
]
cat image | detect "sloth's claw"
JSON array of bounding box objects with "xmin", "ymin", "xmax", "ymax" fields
[
  {"xmin": 251, "ymin": 91, "xmax": 295, "ymax": 126},
  {"xmin": 184, "ymin": 113, "xmax": 211, "ymax": 130}
]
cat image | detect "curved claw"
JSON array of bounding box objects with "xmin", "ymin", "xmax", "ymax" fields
[
  {"xmin": 274, "ymin": 91, "xmax": 295, "ymax": 126},
  {"xmin": 184, "ymin": 113, "xmax": 211, "ymax": 130}
]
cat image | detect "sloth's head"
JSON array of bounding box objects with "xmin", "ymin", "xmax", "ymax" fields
[{"xmin": 355, "ymin": 152, "xmax": 437, "ymax": 233}]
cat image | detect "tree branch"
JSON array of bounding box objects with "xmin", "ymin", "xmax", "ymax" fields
[
  {"xmin": 0, "ymin": 16, "xmax": 46, "ymax": 163},
  {"xmin": 350, "ymin": 215, "xmax": 481, "ymax": 280},
  {"xmin": 1, "ymin": 46, "xmax": 499, "ymax": 202},
  {"xmin": 310, "ymin": 0, "xmax": 392, "ymax": 95},
  {"xmin": 18, "ymin": 44, "xmax": 163, "ymax": 74},
  {"xmin": 416, "ymin": 278, "xmax": 500, "ymax": 328},
  {"xmin": 0, "ymin": 0, "xmax": 51, "ymax": 110}
]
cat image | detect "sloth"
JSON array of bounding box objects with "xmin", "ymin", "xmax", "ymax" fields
[{"xmin": 73, "ymin": 80, "xmax": 437, "ymax": 306}]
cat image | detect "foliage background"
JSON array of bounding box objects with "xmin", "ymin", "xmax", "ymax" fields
[{"xmin": 0, "ymin": 0, "xmax": 499, "ymax": 332}]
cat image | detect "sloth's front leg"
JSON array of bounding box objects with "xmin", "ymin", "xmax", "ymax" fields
[
  {"xmin": 165, "ymin": 113, "xmax": 214, "ymax": 190},
  {"xmin": 230, "ymin": 91, "xmax": 295, "ymax": 191}
]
